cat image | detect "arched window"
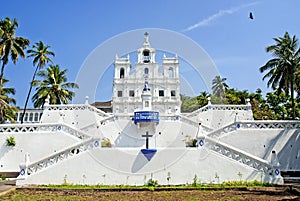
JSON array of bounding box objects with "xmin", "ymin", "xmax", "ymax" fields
[
  {"xmin": 120, "ymin": 68, "xmax": 125, "ymax": 78},
  {"xmin": 144, "ymin": 68, "xmax": 149, "ymax": 74},
  {"xmin": 143, "ymin": 50, "xmax": 150, "ymax": 63},
  {"xmin": 168, "ymin": 67, "xmax": 174, "ymax": 78}
]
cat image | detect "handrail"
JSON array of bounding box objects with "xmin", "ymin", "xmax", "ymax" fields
[
  {"xmin": 205, "ymin": 136, "xmax": 274, "ymax": 173},
  {"xmin": 44, "ymin": 104, "xmax": 111, "ymax": 118},
  {"xmin": 26, "ymin": 137, "xmax": 99, "ymax": 175},
  {"xmin": 186, "ymin": 104, "xmax": 250, "ymax": 118},
  {"xmin": 235, "ymin": 120, "xmax": 300, "ymax": 129},
  {"xmin": 207, "ymin": 120, "xmax": 300, "ymax": 138},
  {"xmin": 80, "ymin": 115, "xmax": 115, "ymax": 130},
  {"xmin": 178, "ymin": 114, "xmax": 213, "ymax": 133},
  {"xmin": 207, "ymin": 122, "xmax": 237, "ymax": 138},
  {"xmin": 0, "ymin": 122, "xmax": 91, "ymax": 140}
]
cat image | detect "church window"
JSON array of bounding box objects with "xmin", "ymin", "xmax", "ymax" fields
[
  {"xmin": 144, "ymin": 68, "xmax": 149, "ymax": 74},
  {"xmin": 171, "ymin": 90, "xmax": 176, "ymax": 96},
  {"xmin": 129, "ymin": 90, "xmax": 135, "ymax": 97},
  {"xmin": 143, "ymin": 50, "xmax": 150, "ymax": 63},
  {"xmin": 168, "ymin": 67, "xmax": 174, "ymax": 78},
  {"xmin": 120, "ymin": 68, "xmax": 125, "ymax": 79},
  {"xmin": 159, "ymin": 90, "xmax": 164, "ymax": 97},
  {"xmin": 145, "ymin": 101, "xmax": 149, "ymax": 107},
  {"xmin": 117, "ymin": 91, "xmax": 123, "ymax": 97}
]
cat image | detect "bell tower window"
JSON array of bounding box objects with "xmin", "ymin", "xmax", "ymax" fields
[
  {"xmin": 120, "ymin": 68, "xmax": 125, "ymax": 79},
  {"xmin": 144, "ymin": 68, "xmax": 149, "ymax": 74},
  {"xmin": 168, "ymin": 67, "xmax": 174, "ymax": 78},
  {"xmin": 143, "ymin": 50, "xmax": 150, "ymax": 63}
]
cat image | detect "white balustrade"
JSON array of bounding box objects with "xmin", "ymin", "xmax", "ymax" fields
[
  {"xmin": 0, "ymin": 123, "xmax": 90, "ymax": 140},
  {"xmin": 26, "ymin": 138, "xmax": 99, "ymax": 175},
  {"xmin": 205, "ymin": 136, "xmax": 274, "ymax": 174},
  {"xmin": 207, "ymin": 120, "xmax": 300, "ymax": 138},
  {"xmin": 187, "ymin": 104, "xmax": 250, "ymax": 118},
  {"xmin": 235, "ymin": 120, "xmax": 300, "ymax": 129},
  {"xmin": 45, "ymin": 104, "xmax": 111, "ymax": 118}
]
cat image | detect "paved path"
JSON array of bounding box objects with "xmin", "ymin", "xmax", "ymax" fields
[{"xmin": 0, "ymin": 185, "xmax": 15, "ymax": 196}]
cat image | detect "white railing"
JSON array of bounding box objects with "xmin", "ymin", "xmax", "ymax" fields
[
  {"xmin": 80, "ymin": 115, "xmax": 115, "ymax": 130},
  {"xmin": 207, "ymin": 122, "xmax": 237, "ymax": 138},
  {"xmin": 0, "ymin": 123, "xmax": 90, "ymax": 140},
  {"xmin": 205, "ymin": 136, "xmax": 274, "ymax": 174},
  {"xmin": 26, "ymin": 138, "xmax": 99, "ymax": 175},
  {"xmin": 178, "ymin": 114, "xmax": 213, "ymax": 133},
  {"xmin": 187, "ymin": 104, "xmax": 250, "ymax": 118},
  {"xmin": 45, "ymin": 104, "xmax": 111, "ymax": 118},
  {"xmin": 207, "ymin": 120, "xmax": 300, "ymax": 138},
  {"xmin": 235, "ymin": 120, "xmax": 300, "ymax": 129}
]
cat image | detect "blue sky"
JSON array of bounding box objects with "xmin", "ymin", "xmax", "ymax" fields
[{"xmin": 1, "ymin": 0, "xmax": 300, "ymax": 107}]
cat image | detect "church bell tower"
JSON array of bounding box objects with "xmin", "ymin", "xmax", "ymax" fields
[{"xmin": 138, "ymin": 32, "xmax": 156, "ymax": 64}]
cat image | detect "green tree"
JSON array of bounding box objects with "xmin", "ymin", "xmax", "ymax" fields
[
  {"xmin": 225, "ymin": 88, "xmax": 249, "ymax": 104},
  {"xmin": 196, "ymin": 91, "xmax": 209, "ymax": 107},
  {"xmin": 0, "ymin": 78, "xmax": 18, "ymax": 123},
  {"xmin": 180, "ymin": 94, "xmax": 200, "ymax": 113},
  {"xmin": 21, "ymin": 41, "xmax": 55, "ymax": 123},
  {"xmin": 32, "ymin": 65, "xmax": 78, "ymax": 108},
  {"xmin": 260, "ymin": 32, "xmax": 300, "ymax": 119},
  {"xmin": 248, "ymin": 89, "xmax": 277, "ymax": 120},
  {"xmin": 212, "ymin": 75, "xmax": 228, "ymax": 102},
  {"xmin": 0, "ymin": 17, "xmax": 30, "ymax": 92}
]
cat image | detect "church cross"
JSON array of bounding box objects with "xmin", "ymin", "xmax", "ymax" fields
[{"xmin": 142, "ymin": 131, "xmax": 153, "ymax": 149}]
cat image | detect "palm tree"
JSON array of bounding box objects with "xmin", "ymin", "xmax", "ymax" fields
[
  {"xmin": 0, "ymin": 17, "xmax": 30, "ymax": 93},
  {"xmin": 0, "ymin": 78, "xmax": 18, "ymax": 123},
  {"xmin": 21, "ymin": 41, "xmax": 55, "ymax": 123},
  {"xmin": 212, "ymin": 75, "xmax": 228, "ymax": 99},
  {"xmin": 197, "ymin": 91, "xmax": 209, "ymax": 107},
  {"xmin": 32, "ymin": 65, "xmax": 79, "ymax": 108},
  {"xmin": 260, "ymin": 32, "xmax": 300, "ymax": 119}
]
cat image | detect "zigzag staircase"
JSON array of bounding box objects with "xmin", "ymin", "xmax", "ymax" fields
[
  {"xmin": 0, "ymin": 122, "xmax": 100, "ymax": 178},
  {"xmin": 24, "ymin": 137, "xmax": 99, "ymax": 176},
  {"xmin": 201, "ymin": 120, "xmax": 300, "ymax": 176}
]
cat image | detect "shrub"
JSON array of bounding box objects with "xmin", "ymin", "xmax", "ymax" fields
[
  {"xmin": 101, "ymin": 138, "xmax": 112, "ymax": 147},
  {"xmin": 1, "ymin": 174, "xmax": 6, "ymax": 181},
  {"xmin": 6, "ymin": 136, "xmax": 16, "ymax": 147},
  {"xmin": 147, "ymin": 178, "xmax": 158, "ymax": 187}
]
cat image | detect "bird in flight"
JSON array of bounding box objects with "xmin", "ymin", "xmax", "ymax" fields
[{"xmin": 249, "ymin": 12, "xmax": 254, "ymax": 20}]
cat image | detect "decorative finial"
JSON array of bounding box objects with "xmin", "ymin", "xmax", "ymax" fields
[
  {"xmin": 143, "ymin": 32, "xmax": 150, "ymax": 47},
  {"xmin": 85, "ymin": 96, "xmax": 89, "ymax": 105},
  {"xmin": 207, "ymin": 97, "xmax": 211, "ymax": 105},
  {"xmin": 44, "ymin": 95, "xmax": 50, "ymax": 106}
]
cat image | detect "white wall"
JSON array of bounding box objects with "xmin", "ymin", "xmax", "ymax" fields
[{"xmin": 17, "ymin": 148, "xmax": 283, "ymax": 185}]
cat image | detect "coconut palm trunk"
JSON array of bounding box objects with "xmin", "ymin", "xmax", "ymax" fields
[{"xmin": 21, "ymin": 65, "xmax": 39, "ymax": 123}]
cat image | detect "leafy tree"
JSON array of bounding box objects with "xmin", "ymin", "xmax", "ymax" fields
[
  {"xmin": 260, "ymin": 32, "xmax": 300, "ymax": 119},
  {"xmin": 196, "ymin": 91, "xmax": 209, "ymax": 107},
  {"xmin": 21, "ymin": 41, "xmax": 55, "ymax": 123},
  {"xmin": 0, "ymin": 78, "xmax": 18, "ymax": 123},
  {"xmin": 180, "ymin": 94, "xmax": 200, "ymax": 113},
  {"xmin": 225, "ymin": 88, "xmax": 249, "ymax": 104},
  {"xmin": 32, "ymin": 65, "xmax": 78, "ymax": 108},
  {"xmin": 0, "ymin": 17, "xmax": 30, "ymax": 92}
]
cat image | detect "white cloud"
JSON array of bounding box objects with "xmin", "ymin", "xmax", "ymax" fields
[{"xmin": 182, "ymin": 2, "xmax": 259, "ymax": 32}]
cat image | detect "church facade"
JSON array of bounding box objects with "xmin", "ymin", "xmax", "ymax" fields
[{"xmin": 112, "ymin": 33, "xmax": 181, "ymax": 114}]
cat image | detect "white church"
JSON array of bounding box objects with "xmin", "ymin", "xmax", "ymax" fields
[{"xmin": 0, "ymin": 33, "xmax": 299, "ymax": 185}]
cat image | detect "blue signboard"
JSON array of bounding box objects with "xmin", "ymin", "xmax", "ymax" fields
[{"xmin": 134, "ymin": 111, "xmax": 159, "ymax": 124}]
